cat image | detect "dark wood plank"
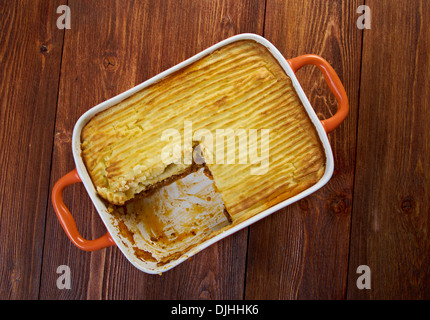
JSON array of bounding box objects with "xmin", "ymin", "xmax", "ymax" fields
[
  {"xmin": 245, "ymin": 0, "xmax": 362, "ymax": 299},
  {"xmin": 0, "ymin": 0, "xmax": 65, "ymax": 299},
  {"xmin": 347, "ymin": 0, "xmax": 430, "ymax": 299},
  {"xmin": 40, "ymin": 0, "xmax": 265, "ymax": 299}
]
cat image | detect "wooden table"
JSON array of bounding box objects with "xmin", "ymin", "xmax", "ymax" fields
[{"xmin": 1, "ymin": 0, "xmax": 429, "ymax": 300}]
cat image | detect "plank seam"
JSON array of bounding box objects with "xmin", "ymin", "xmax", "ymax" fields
[
  {"xmin": 345, "ymin": 0, "xmax": 366, "ymax": 300},
  {"xmin": 37, "ymin": 0, "xmax": 69, "ymax": 300}
]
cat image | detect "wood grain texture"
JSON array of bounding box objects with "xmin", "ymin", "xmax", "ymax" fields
[
  {"xmin": 0, "ymin": 0, "xmax": 65, "ymax": 299},
  {"xmin": 245, "ymin": 0, "xmax": 363, "ymax": 299},
  {"xmin": 347, "ymin": 0, "xmax": 430, "ymax": 299},
  {"xmin": 1, "ymin": 0, "xmax": 429, "ymax": 301},
  {"xmin": 40, "ymin": 0, "xmax": 265, "ymax": 299}
]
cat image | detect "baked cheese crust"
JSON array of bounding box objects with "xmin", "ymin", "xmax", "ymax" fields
[{"xmin": 81, "ymin": 40, "xmax": 325, "ymax": 222}]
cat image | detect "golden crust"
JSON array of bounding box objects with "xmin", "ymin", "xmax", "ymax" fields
[{"xmin": 81, "ymin": 40, "xmax": 326, "ymax": 221}]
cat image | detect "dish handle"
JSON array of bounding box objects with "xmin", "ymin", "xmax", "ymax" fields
[
  {"xmin": 51, "ymin": 168, "xmax": 115, "ymax": 251},
  {"xmin": 287, "ymin": 54, "xmax": 349, "ymax": 133}
]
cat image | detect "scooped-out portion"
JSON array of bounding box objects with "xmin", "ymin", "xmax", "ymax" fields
[{"xmin": 108, "ymin": 167, "xmax": 232, "ymax": 267}]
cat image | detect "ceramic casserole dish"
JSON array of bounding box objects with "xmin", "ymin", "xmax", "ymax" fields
[{"xmin": 51, "ymin": 33, "xmax": 348, "ymax": 274}]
